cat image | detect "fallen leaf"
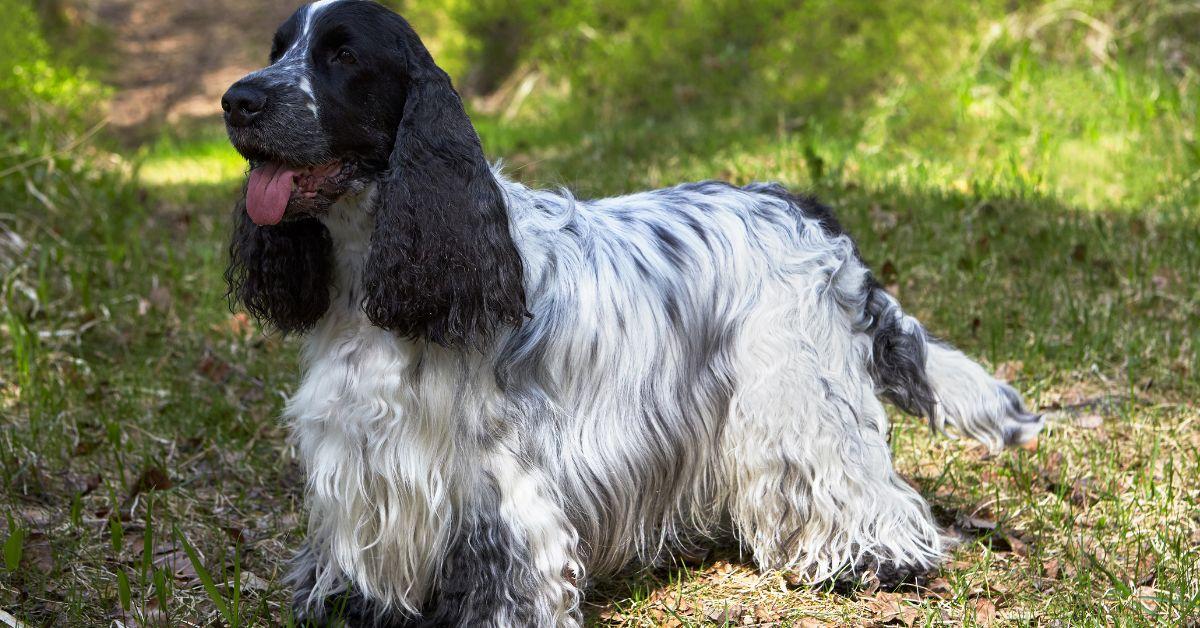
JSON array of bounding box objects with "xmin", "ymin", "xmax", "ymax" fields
[
  {"xmin": 1005, "ymin": 534, "xmax": 1030, "ymax": 557},
  {"xmin": 993, "ymin": 361, "xmax": 1024, "ymax": 383},
  {"xmin": 197, "ymin": 353, "xmax": 232, "ymax": 383},
  {"xmin": 927, "ymin": 578, "xmax": 953, "ymax": 599},
  {"xmin": 154, "ymin": 545, "xmax": 199, "ymax": 584},
  {"xmin": 238, "ymin": 570, "xmax": 269, "ymax": 592},
  {"xmin": 23, "ymin": 534, "xmax": 55, "ymax": 575},
  {"xmin": 19, "ymin": 506, "xmax": 52, "ymax": 529},
  {"xmin": 754, "ymin": 606, "xmax": 782, "ymax": 623},
  {"xmin": 782, "ymin": 570, "xmax": 805, "ymax": 589},
  {"xmin": 129, "ymin": 466, "xmax": 172, "ymax": 498},
  {"xmin": 972, "ymin": 599, "xmax": 997, "ymax": 627},
  {"xmin": 864, "ymin": 592, "xmax": 905, "ymax": 624},
  {"xmin": 1042, "ymin": 451, "xmax": 1066, "ymax": 474},
  {"xmin": 956, "ymin": 513, "xmax": 998, "ymax": 532},
  {"xmin": 1039, "ymin": 462, "xmax": 1101, "ymax": 507},
  {"xmin": 1067, "ymin": 477, "xmax": 1100, "ymax": 506},
  {"xmin": 216, "ymin": 312, "xmax": 254, "ymax": 339},
  {"xmin": 704, "ymin": 603, "xmax": 745, "ymax": 625},
  {"xmin": 666, "ymin": 598, "xmax": 693, "ymax": 614},
  {"xmin": 1074, "ymin": 414, "xmax": 1104, "ymax": 429},
  {"xmin": 222, "ymin": 525, "xmax": 250, "ymax": 544},
  {"xmin": 880, "ymin": 260, "xmax": 898, "ymax": 284},
  {"xmin": 597, "ymin": 609, "xmax": 625, "ymax": 623},
  {"xmin": 1043, "ymin": 559, "xmax": 1060, "ymax": 580},
  {"xmin": 1136, "ymin": 586, "xmax": 1159, "ymax": 612}
]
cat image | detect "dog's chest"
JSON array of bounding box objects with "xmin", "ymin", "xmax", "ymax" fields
[{"xmin": 281, "ymin": 197, "xmax": 473, "ymax": 606}]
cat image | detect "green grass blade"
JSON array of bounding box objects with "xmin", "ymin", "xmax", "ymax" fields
[
  {"xmin": 117, "ymin": 569, "xmax": 131, "ymax": 612},
  {"xmin": 3, "ymin": 516, "xmax": 25, "ymax": 573},
  {"xmin": 175, "ymin": 526, "xmax": 234, "ymax": 626}
]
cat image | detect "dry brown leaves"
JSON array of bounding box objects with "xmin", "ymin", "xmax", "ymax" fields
[
  {"xmin": 993, "ymin": 360, "xmax": 1024, "ymax": 383},
  {"xmin": 863, "ymin": 591, "xmax": 921, "ymax": 627},
  {"xmin": 972, "ymin": 598, "xmax": 998, "ymax": 627}
]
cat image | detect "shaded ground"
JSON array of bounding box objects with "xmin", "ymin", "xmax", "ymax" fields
[{"xmin": 94, "ymin": 0, "xmax": 294, "ymax": 138}]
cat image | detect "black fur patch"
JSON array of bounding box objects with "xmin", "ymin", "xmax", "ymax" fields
[
  {"xmin": 864, "ymin": 282, "xmax": 938, "ymax": 419},
  {"xmin": 830, "ymin": 556, "xmax": 934, "ymax": 595},
  {"xmin": 288, "ymin": 544, "xmax": 408, "ymax": 628},
  {"xmin": 408, "ymin": 477, "xmax": 543, "ymax": 626},
  {"xmin": 225, "ymin": 203, "xmax": 333, "ymax": 335},
  {"xmin": 362, "ymin": 23, "xmax": 527, "ymax": 348},
  {"xmin": 742, "ymin": 182, "xmax": 849, "ymax": 241}
]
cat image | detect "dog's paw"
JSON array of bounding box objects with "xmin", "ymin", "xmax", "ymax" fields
[{"xmin": 827, "ymin": 559, "xmax": 936, "ymax": 595}]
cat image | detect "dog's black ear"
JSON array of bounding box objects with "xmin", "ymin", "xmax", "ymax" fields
[
  {"xmin": 225, "ymin": 199, "xmax": 332, "ymax": 335},
  {"xmin": 362, "ymin": 40, "xmax": 526, "ymax": 348}
]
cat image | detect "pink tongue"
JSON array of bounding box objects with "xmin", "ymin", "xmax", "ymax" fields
[{"xmin": 246, "ymin": 162, "xmax": 297, "ymax": 226}]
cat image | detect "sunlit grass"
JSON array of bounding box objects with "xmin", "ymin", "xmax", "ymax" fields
[{"xmin": 138, "ymin": 131, "xmax": 246, "ymax": 189}]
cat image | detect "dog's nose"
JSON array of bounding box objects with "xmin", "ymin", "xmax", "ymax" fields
[{"xmin": 221, "ymin": 83, "xmax": 268, "ymax": 127}]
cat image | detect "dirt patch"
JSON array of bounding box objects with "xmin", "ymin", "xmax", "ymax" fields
[{"xmin": 90, "ymin": 0, "xmax": 298, "ymax": 140}]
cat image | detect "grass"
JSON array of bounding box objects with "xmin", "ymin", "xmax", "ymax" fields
[{"xmin": 2, "ymin": 0, "xmax": 1199, "ymax": 625}]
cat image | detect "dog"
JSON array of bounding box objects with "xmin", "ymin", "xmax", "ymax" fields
[{"xmin": 221, "ymin": 1, "xmax": 1045, "ymax": 625}]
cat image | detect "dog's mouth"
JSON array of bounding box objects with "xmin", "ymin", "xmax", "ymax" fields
[{"xmin": 245, "ymin": 160, "xmax": 357, "ymax": 226}]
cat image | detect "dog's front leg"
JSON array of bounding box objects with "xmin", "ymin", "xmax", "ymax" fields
[
  {"xmin": 414, "ymin": 458, "xmax": 584, "ymax": 628},
  {"xmin": 289, "ymin": 462, "xmax": 583, "ymax": 628}
]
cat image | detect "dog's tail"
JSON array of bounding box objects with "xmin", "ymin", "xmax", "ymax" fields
[{"xmin": 863, "ymin": 281, "xmax": 1044, "ymax": 451}]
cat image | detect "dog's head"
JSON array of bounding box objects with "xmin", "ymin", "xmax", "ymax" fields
[{"xmin": 222, "ymin": 0, "xmax": 525, "ymax": 346}]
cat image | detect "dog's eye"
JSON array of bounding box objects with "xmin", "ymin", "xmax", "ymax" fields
[{"xmin": 334, "ymin": 48, "xmax": 357, "ymax": 65}]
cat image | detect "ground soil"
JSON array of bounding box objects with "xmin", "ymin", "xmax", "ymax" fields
[{"xmin": 91, "ymin": 0, "xmax": 298, "ymax": 140}]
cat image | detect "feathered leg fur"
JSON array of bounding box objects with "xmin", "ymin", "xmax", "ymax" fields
[{"xmin": 722, "ymin": 237, "xmax": 944, "ymax": 587}]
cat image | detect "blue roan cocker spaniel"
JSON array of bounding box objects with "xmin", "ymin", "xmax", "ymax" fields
[{"xmin": 221, "ymin": 1, "xmax": 1044, "ymax": 625}]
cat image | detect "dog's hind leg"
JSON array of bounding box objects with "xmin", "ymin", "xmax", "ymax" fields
[
  {"xmin": 723, "ymin": 274, "xmax": 945, "ymax": 588},
  {"xmin": 864, "ymin": 286, "xmax": 1044, "ymax": 452}
]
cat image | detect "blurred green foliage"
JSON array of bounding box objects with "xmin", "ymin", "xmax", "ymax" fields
[
  {"xmin": 0, "ymin": 0, "xmax": 136, "ymax": 232},
  {"xmin": 8, "ymin": 0, "xmax": 1194, "ymax": 213},
  {"xmin": 0, "ymin": 0, "xmax": 143, "ymax": 421},
  {"xmin": 394, "ymin": 0, "xmax": 1198, "ymax": 210},
  {"xmin": 0, "ymin": 0, "xmax": 102, "ymax": 117}
]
